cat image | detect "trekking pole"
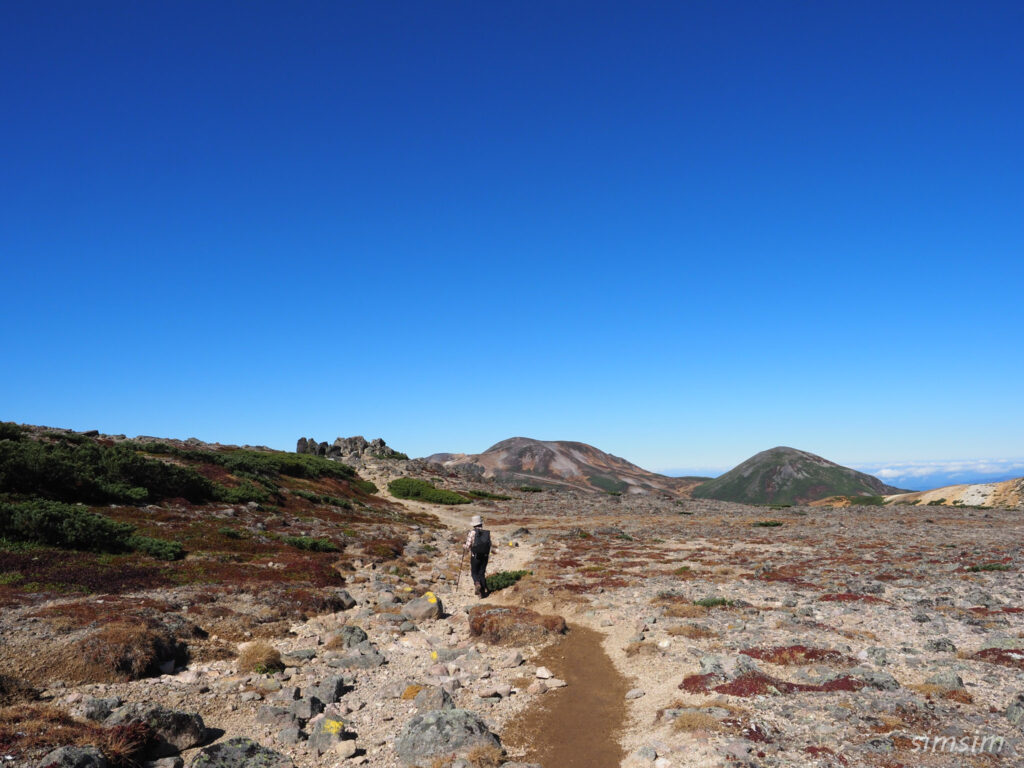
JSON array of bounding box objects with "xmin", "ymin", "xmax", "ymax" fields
[{"xmin": 455, "ymin": 549, "xmax": 466, "ymax": 592}]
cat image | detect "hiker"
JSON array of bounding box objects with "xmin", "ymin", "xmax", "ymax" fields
[{"xmin": 464, "ymin": 514, "xmax": 491, "ymax": 597}]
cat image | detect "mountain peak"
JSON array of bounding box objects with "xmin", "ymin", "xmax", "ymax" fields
[{"xmin": 693, "ymin": 446, "xmax": 905, "ymax": 504}]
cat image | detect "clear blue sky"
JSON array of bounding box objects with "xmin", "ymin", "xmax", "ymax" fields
[{"xmin": 2, "ymin": 1, "xmax": 1022, "ymax": 482}]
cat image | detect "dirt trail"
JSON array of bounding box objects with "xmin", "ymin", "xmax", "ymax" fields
[
  {"xmin": 504, "ymin": 623, "xmax": 630, "ymax": 768},
  {"xmin": 382, "ymin": 488, "xmax": 632, "ymax": 764}
]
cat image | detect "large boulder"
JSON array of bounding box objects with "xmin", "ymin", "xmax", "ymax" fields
[
  {"xmin": 105, "ymin": 703, "xmax": 206, "ymax": 757},
  {"xmin": 467, "ymin": 606, "xmax": 567, "ymax": 645},
  {"xmin": 189, "ymin": 738, "xmax": 292, "ymax": 768},
  {"xmin": 37, "ymin": 747, "xmax": 109, "ymax": 768},
  {"xmin": 402, "ymin": 593, "xmax": 443, "ymax": 622},
  {"xmin": 394, "ymin": 709, "xmax": 501, "ymax": 766}
]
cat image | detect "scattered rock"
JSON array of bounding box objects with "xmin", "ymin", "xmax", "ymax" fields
[
  {"xmin": 394, "ymin": 709, "xmax": 501, "ymax": 766},
  {"xmin": 37, "ymin": 747, "xmax": 109, "ymax": 768},
  {"xmin": 189, "ymin": 737, "xmax": 293, "ymax": 768},
  {"xmin": 105, "ymin": 703, "xmax": 207, "ymax": 758}
]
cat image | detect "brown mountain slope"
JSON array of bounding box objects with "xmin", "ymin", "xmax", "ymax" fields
[{"xmin": 425, "ymin": 437, "xmax": 704, "ymax": 496}]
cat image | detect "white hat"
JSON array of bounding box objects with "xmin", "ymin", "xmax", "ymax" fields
[{"xmin": 471, "ymin": 515, "xmax": 483, "ymax": 527}]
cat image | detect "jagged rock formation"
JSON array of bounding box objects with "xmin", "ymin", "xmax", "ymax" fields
[
  {"xmin": 692, "ymin": 446, "xmax": 907, "ymax": 505},
  {"xmin": 296, "ymin": 435, "xmax": 403, "ymax": 460}
]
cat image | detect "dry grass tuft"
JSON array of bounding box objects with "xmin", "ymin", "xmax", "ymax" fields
[
  {"xmin": 236, "ymin": 641, "xmax": 284, "ymax": 674},
  {"xmin": 663, "ymin": 604, "xmax": 709, "ymax": 618},
  {"xmin": 0, "ymin": 674, "xmax": 37, "ymax": 706},
  {"xmin": 672, "ymin": 711, "xmax": 727, "ymax": 732},
  {"xmin": 624, "ymin": 641, "xmax": 659, "ymax": 657},
  {"xmin": 0, "ymin": 704, "xmax": 151, "ymax": 765},
  {"xmin": 465, "ymin": 744, "xmax": 504, "ymax": 767},
  {"xmin": 911, "ymin": 683, "xmax": 975, "ymax": 704},
  {"xmin": 667, "ymin": 624, "xmax": 716, "ymax": 639},
  {"xmin": 468, "ymin": 605, "xmax": 567, "ymax": 646},
  {"xmin": 76, "ymin": 621, "xmax": 183, "ymax": 682}
]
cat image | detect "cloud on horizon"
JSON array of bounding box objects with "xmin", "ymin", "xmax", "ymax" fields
[{"xmin": 852, "ymin": 458, "xmax": 1024, "ymax": 490}]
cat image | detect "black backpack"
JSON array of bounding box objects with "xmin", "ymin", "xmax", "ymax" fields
[{"xmin": 471, "ymin": 528, "xmax": 491, "ymax": 556}]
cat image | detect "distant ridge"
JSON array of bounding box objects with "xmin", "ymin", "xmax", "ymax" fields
[
  {"xmin": 425, "ymin": 437, "xmax": 706, "ymax": 496},
  {"xmin": 692, "ymin": 446, "xmax": 907, "ymax": 505}
]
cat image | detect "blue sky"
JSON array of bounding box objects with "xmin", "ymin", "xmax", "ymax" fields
[{"xmin": 2, "ymin": 2, "xmax": 1022, "ymax": 487}]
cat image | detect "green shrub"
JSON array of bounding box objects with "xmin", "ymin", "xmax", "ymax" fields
[
  {"xmin": 0, "ymin": 500, "xmax": 134, "ymax": 552},
  {"xmin": 354, "ymin": 479, "xmax": 378, "ymax": 495},
  {"xmin": 465, "ymin": 490, "xmax": 513, "ymax": 501},
  {"xmin": 128, "ymin": 535, "xmax": 185, "ymax": 561},
  {"xmin": 485, "ymin": 570, "xmax": 531, "ymax": 592},
  {"xmin": 218, "ymin": 527, "xmax": 243, "ymax": 539},
  {"xmin": 967, "ymin": 562, "xmax": 1010, "ymax": 572},
  {"xmin": 388, "ymin": 478, "xmax": 469, "ymax": 505},
  {"xmin": 213, "ymin": 482, "xmax": 269, "ymax": 504},
  {"xmin": 0, "ymin": 439, "xmax": 215, "ymax": 504},
  {"xmin": 752, "ymin": 520, "xmax": 783, "ymax": 527},
  {"xmin": 282, "ymin": 535, "xmax": 340, "ymax": 552},
  {"xmin": 519, "ymin": 485, "xmax": 543, "ymax": 493},
  {"xmin": 373, "ymin": 449, "xmax": 409, "ymax": 460},
  {"xmin": 0, "ymin": 423, "xmax": 24, "ymax": 441},
  {"xmin": 292, "ymin": 489, "xmax": 353, "ymax": 509}
]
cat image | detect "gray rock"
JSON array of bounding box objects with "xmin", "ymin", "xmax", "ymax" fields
[
  {"xmin": 276, "ymin": 726, "xmax": 305, "ymax": 745},
  {"xmin": 926, "ymin": 669, "xmax": 965, "ymax": 690},
  {"xmin": 145, "ymin": 758, "xmax": 184, "ymax": 768},
  {"xmin": 851, "ymin": 667, "xmax": 901, "ymax": 690},
  {"xmin": 189, "ymin": 737, "xmax": 293, "ymax": 768},
  {"xmin": 308, "ymin": 715, "xmax": 353, "ymax": 756},
  {"xmin": 1006, "ymin": 692, "xmax": 1024, "ymax": 726},
  {"xmin": 312, "ymin": 675, "xmax": 352, "ymax": 704},
  {"xmin": 394, "ymin": 709, "xmax": 501, "ymax": 766},
  {"xmin": 37, "ymin": 746, "xmax": 109, "ymax": 768},
  {"xmin": 71, "ymin": 696, "xmax": 122, "ymax": 722},
  {"xmin": 326, "ymin": 626, "xmax": 368, "ymax": 649},
  {"xmin": 925, "ymin": 638, "xmax": 957, "ymax": 653},
  {"xmin": 145, "ymin": 759, "xmax": 184, "ymax": 768},
  {"xmin": 699, "ymin": 655, "xmax": 725, "ymax": 676},
  {"xmin": 982, "ymin": 636, "xmax": 1024, "ymax": 651},
  {"xmin": 327, "ymin": 650, "xmax": 386, "ymax": 670},
  {"xmin": 625, "ymin": 688, "xmax": 646, "ymax": 700},
  {"xmin": 290, "ymin": 696, "xmax": 324, "ymax": 722},
  {"xmin": 403, "ymin": 595, "xmax": 444, "ymax": 622},
  {"xmin": 413, "ymin": 686, "xmax": 455, "ymax": 711},
  {"xmin": 105, "ymin": 703, "xmax": 207, "ymax": 758},
  {"xmin": 630, "ymin": 745, "xmax": 657, "ymax": 762},
  {"xmin": 335, "ymin": 590, "xmax": 357, "ymax": 610}
]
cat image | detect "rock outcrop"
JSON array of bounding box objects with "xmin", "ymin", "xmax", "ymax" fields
[{"xmin": 296, "ymin": 436, "xmax": 403, "ymax": 461}]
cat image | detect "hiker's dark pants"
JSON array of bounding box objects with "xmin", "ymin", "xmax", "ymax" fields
[{"xmin": 470, "ymin": 553, "xmax": 488, "ymax": 590}]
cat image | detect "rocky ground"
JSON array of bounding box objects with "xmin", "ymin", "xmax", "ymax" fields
[{"xmin": 3, "ymin": 457, "xmax": 1023, "ymax": 768}]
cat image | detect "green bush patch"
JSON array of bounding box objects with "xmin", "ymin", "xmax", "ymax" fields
[
  {"xmin": 464, "ymin": 490, "xmax": 513, "ymax": 501},
  {"xmin": 282, "ymin": 536, "xmax": 340, "ymax": 553},
  {"xmin": 485, "ymin": 570, "xmax": 531, "ymax": 592},
  {"xmin": 388, "ymin": 478, "xmax": 470, "ymax": 505},
  {"xmin": 967, "ymin": 562, "xmax": 1011, "ymax": 572},
  {"xmin": 752, "ymin": 520, "xmax": 784, "ymax": 527}
]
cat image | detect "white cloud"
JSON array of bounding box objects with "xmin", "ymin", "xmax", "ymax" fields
[{"xmin": 857, "ymin": 458, "xmax": 1024, "ymax": 481}]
